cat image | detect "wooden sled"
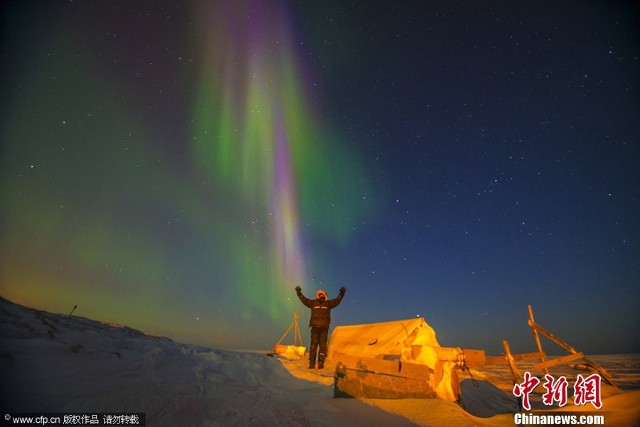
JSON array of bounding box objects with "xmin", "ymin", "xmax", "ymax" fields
[
  {"xmin": 332, "ymin": 349, "xmax": 485, "ymax": 400},
  {"xmin": 333, "ymin": 353, "xmax": 437, "ymax": 399}
]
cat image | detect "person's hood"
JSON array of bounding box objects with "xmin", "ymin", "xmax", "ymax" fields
[{"xmin": 316, "ymin": 289, "xmax": 328, "ymax": 300}]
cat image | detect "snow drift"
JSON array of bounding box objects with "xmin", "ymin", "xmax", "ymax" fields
[
  {"xmin": 2, "ymin": 296, "xmax": 639, "ymax": 427},
  {"xmin": 0, "ymin": 296, "xmax": 417, "ymax": 426}
]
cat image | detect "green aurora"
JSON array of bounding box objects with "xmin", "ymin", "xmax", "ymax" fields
[{"xmin": 0, "ymin": 1, "xmax": 373, "ymax": 348}]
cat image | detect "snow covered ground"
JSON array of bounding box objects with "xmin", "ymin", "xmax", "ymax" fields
[{"xmin": 1, "ymin": 296, "xmax": 639, "ymax": 426}]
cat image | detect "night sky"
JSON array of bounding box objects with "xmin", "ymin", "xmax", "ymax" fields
[{"xmin": 1, "ymin": 0, "xmax": 638, "ymax": 356}]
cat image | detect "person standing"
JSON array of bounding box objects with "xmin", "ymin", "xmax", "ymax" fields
[{"xmin": 295, "ymin": 286, "xmax": 346, "ymax": 369}]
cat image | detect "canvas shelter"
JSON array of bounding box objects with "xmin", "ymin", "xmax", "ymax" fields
[{"xmin": 328, "ymin": 317, "xmax": 478, "ymax": 401}]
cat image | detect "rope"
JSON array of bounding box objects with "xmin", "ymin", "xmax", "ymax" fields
[{"xmin": 457, "ymin": 348, "xmax": 479, "ymax": 387}]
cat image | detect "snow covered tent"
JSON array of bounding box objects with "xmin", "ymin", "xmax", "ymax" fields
[{"xmin": 328, "ymin": 318, "xmax": 485, "ymax": 401}]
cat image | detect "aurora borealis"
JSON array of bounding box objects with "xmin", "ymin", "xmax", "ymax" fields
[
  {"xmin": 1, "ymin": 0, "xmax": 371, "ymax": 348},
  {"xmin": 188, "ymin": 0, "xmax": 371, "ymax": 322},
  {"xmin": 2, "ymin": 1, "xmax": 639, "ymax": 355}
]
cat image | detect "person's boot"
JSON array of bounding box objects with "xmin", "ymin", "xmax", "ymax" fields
[
  {"xmin": 308, "ymin": 350, "xmax": 316, "ymax": 369},
  {"xmin": 317, "ymin": 353, "xmax": 325, "ymax": 369}
]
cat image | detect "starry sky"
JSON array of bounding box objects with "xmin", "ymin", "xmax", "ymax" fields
[{"xmin": 1, "ymin": 0, "xmax": 638, "ymax": 356}]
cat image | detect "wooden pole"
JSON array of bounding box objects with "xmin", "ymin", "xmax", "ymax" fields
[
  {"xmin": 528, "ymin": 320, "xmax": 579, "ymax": 354},
  {"xmin": 293, "ymin": 312, "xmax": 304, "ymax": 347},
  {"xmin": 503, "ymin": 340, "xmax": 522, "ymax": 384},
  {"xmin": 273, "ymin": 319, "xmax": 295, "ymax": 349},
  {"xmin": 528, "ymin": 305, "xmax": 549, "ymax": 375}
]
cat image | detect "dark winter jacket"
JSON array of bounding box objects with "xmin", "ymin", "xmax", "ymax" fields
[{"xmin": 296, "ymin": 290, "xmax": 343, "ymax": 329}]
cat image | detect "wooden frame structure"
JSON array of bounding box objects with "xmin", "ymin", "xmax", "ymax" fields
[
  {"xmin": 269, "ymin": 311, "xmax": 306, "ymax": 357},
  {"xmin": 487, "ymin": 305, "xmax": 616, "ymax": 387}
]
